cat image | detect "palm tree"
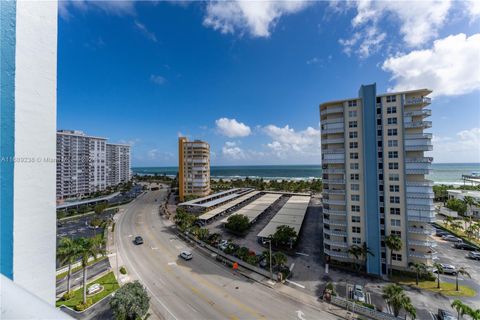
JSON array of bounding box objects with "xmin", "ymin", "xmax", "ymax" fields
[
  {"xmin": 455, "ymin": 267, "xmax": 471, "ymax": 291},
  {"xmin": 409, "ymin": 262, "xmax": 427, "ymax": 285},
  {"xmin": 348, "ymin": 245, "xmax": 363, "ymax": 273},
  {"xmin": 78, "ymin": 236, "xmax": 106, "ymax": 304},
  {"xmin": 273, "ymin": 252, "xmax": 287, "ymax": 267},
  {"xmin": 469, "ymin": 308, "xmax": 480, "ymax": 320},
  {"xmin": 382, "ymin": 284, "xmax": 415, "ymax": 318},
  {"xmin": 360, "ymin": 242, "xmax": 374, "ymax": 272},
  {"xmin": 451, "ymin": 220, "xmax": 463, "ymax": 232},
  {"xmin": 385, "ymin": 234, "xmax": 402, "ymax": 277},
  {"xmin": 451, "ymin": 299, "xmax": 471, "ymax": 320},
  {"xmin": 404, "ymin": 297, "xmax": 416, "ymax": 320},
  {"xmin": 432, "ymin": 262, "xmax": 444, "ymax": 289},
  {"xmin": 445, "ymin": 216, "xmax": 454, "ymax": 229},
  {"xmin": 57, "ymin": 237, "xmax": 81, "ymax": 294},
  {"xmin": 463, "ymin": 196, "xmax": 479, "ymax": 219}
]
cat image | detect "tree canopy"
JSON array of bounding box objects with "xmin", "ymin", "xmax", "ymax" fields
[{"xmin": 110, "ymin": 281, "xmax": 150, "ymax": 320}]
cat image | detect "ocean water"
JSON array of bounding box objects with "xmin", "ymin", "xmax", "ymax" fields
[{"xmin": 133, "ymin": 163, "xmax": 480, "ymax": 185}]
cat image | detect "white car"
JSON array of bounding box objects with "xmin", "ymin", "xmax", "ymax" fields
[
  {"xmin": 433, "ymin": 264, "xmax": 457, "ymax": 275},
  {"xmin": 219, "ymin": 240, "xmax": 229, "ymax": 251},
  {"xmin": 353, "ymin": 284, "xmax": 365, "ymax": 303},
  {"xmin": 180, "ymin": 251, "xmax": 193, "ymax": 260},
  {"xmin": 467, "ymin": 251, "xmax": 480, "ymax": 260},
  {"xmin": 442, "ymin": 235, "xmax": 463, "ymax": 243}
]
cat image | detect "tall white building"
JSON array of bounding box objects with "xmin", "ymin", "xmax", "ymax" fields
[
  {"xmin": 106, "ymin": 143, "xmax": 131, "ymax": 186},
  {"xmin": 56, "ymin": 130, "xmax": 107, "ymax": 200},
  {"xmin": 0, "ymin": 0, "xmax": 58, "ymax": 305},
  {"xmin": 320, "ymin": 84, "xmax": 435, "ymax": 276}
]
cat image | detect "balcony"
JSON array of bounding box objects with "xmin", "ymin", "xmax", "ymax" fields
[
  {"xmin": 405, "ymin": 161, "xmax": 432, "ymax": 175},
  {"xmin": 404, "ymin": 120, "xmax": 432, "ymax": 129},
  {"xmin": 324, "ymin": 248, "xmax": 350, "ymax": 259},
  {"xmin": 323, "ymin": 209, "xmax": 347, "ymax": 216},
  {"xmin": 323, "ymin": 198, "xmax": 346, "ymax": 206},
  {"xmin": 409, "ymin": 239, "xmax": 437, "ymax": 248},
  {"xmin": 404, "ymin": 109, "xmax": 432, "ymax": 117},
  {"xmin": 405, "ymin": 157, "xmax": 433, "ymax": 164},
  {"xmin": 321, "ymin": 105, "xmax": 343, "ymax": 116},
  {"xmin": 405, "ymin": 97, "xmax": 431, "ymax": 106},
  {"xmin": 321, "ymin": 122, "xmax": 345, "ymax": 134},
  {"xmin": 324, "ymin": 239, "xmax": 348, "ymax": 248},
  {"xmin": 406, "ymin": 190, "xmax": 434, "ymax": 199},
  {"xmin": 322, "ymin": 168, "xmax": 345, "ymax": 174},
  {"xmin": 322, "ymin": 137, "xmax": 345, "ymax": 144},
  {"xmin": 322, "ymin": 158, "xmax": 345, "ymax": 164},
  {"xmin": 407, "ymin": 213, "xmax": 436, "ymax": 223},
  {"xmin": 322, "ymin": 118, "xmax": 344, "ymax": 125},
  {"xmin": 405, "ymin": 133, "xmax": 433, "ymax": 140},
  {"xmin": 322, "ymin": 148, "xmax": 345, "ymax": 154},
  {"xmin": 323, "ymin": 189, "xmax": 346, "ymax": 195},
  {"xmin": 324, "ymin": 229, "xmax": 348, "ymax": 237},
  {"xmin": 405, "ymin": 142, "xmax": 433, "ymax": 152},
  {"xmin": 322, "ymin": 179, "xmax": 345, "ymax": 185},
  {"xmin": 323, "ymin": 218, "xmax": 347, "ymax": 227},
  {"xmin": 408, "ymin": 227, "xmax": 435, "ymax": 235},
  {"xmin": 408, "ymin": 251, "xmax": 438, "ymax": 260},
  {"xmin": 406, "ymin": 180, "xmax": 434, "ymax": 187}
]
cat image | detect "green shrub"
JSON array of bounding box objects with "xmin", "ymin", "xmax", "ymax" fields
[
  {"xmin": 62, "ymin": 291, "xmax": 75, "ymax": 301},
  {"xmin": 74, "ymin": 298, "xmax": 93, "ymax": 311},
  {"xmin": 120, "ymin": 266, "xmax": 127, "ymax": 275}
]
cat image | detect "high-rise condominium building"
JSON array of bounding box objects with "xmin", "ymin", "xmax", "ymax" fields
[
  {"xmin": 56, "ymin": 131, "xmax": 132, "ymax": 200},
  {"xmin": 1, "ymin": 0, "xmax": 58, "ymax": 305},
  {"xmin": 178, "ymin": 137, "xmax": 211, "ymax": 202},
  {"xmin": 106, "ymin": 143, "xmax": 132, "ymax": 186},
  {"xmin": 320, "ymin": 84, "xmax": 435, "ymax": 276}
]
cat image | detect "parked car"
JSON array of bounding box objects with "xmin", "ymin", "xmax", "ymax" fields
[
  {"xmin": 219, "ymin": 240, "xmax": 229, "ymax": 251},
  {"xmin": 433, "ymin": 264, "xmax": 457, "ymax": 275},
  {"xmin": 436, "ymin": 230, "xmax": 449, "ymax": 237},
  {"xmin": 133, "ymin": 236, "xmax": 144, "ymax": 245},
  {"xmin": 454, "ymin": 243, "xmax": 478, "ymax": 251},
  {"xmin": 352, "ymin": 285, "xmax": 365, "ymax": 303},
  {"xmin": 467, "ymin": 251, "xmax": 480, "ymax": 260},
  {"xmin": 442, "ymin": 235, "xmax": 463, "ymax": 243},
  {"xmin": 180, "ymin": 251, "xmax": 193, "ymax": 260},
  {"xmin": 438, "ymin": 309, "xmax": 457, "ymax": 320}
]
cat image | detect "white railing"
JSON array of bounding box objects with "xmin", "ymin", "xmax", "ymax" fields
[
  {"xmin": 322, "ymin": 179, "xmax": 345, "ymax": 184},
  {"xmin": 405, "ymin": 133, "xmax": 433, "ymax": 140},
  {"xmin": 323, "ymin": 198, "xmax": 346, "ymax": 205},
  {"xmin": 405, "ymin": 97, "xmax": 431, "ymax": 106},
  {"xmin": 324, "ymin": 239, "xmax": 348, "ymax": 248},
  {"xmin": 408, "ymin": 251, "xmax": 437, "ymax": 259},
  {"xmin": 322, "ymin": 138, "xmax": 345, "ymax": 144},
  {"xmin": 323, "ymin": 209, "xmax": 347, "ymax": 216},
  {"xmin": 322, "ymin": 148, "xmax": 345, "ymax": 154},
  {"xmin": 323, "ymin": 189, "xmax": 346, "ymax": 195},
  {"xmin": 404, "ymin": 120, "xmax": 432, "ymax": 128},
  {"xmin": 321, "ymin": 106, "xmax": 343, "ymax": 116},
  {"xmin": 408, "ymin": 227, "xmax": 435, "ymax": 235},
  {"xmin": 324, "ymin": 249, "xmax": 350, "ymax": 259},
  {"xmin": 322, "ymin": 168, "xmax": 345, "ymax": 174},
  {"xmin": 409, "ymin": 239, "xmax": 437, "ymax": 247},
  {"xmin": 404, "ymin": 109, "xmax": 432, "ymax": 117}
]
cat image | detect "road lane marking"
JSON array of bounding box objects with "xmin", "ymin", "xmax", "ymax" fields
[
  {"xmin": 168, "ymin": 262, "xmax": 177, "ymax": 266},
  {"xmin": 286, "ymin": 279, "xmax": 305, "ymax": 289},
  {"xmin": 296, "ymin": 310, "xmax": 307, "ymax": 320},
  {"xmin": 295, "ymin": 252, "xmax": 309, "ymax": 257}
]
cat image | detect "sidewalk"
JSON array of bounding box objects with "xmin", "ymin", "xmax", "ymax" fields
[{"xmin": 106, "ymin": 211, "xmax": 131, "ymax": 286}]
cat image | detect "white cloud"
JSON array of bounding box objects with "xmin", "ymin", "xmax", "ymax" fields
[
  {"xmin": 464, "ymin": 0, "xmax": 480, "ymax": 22},
  {"xmin": 59, "ymin": 0, "xmax": 136, "ymax": 20},
  {"xmin": 134, "ymin": 20, "xmax": 158, "ymax": 42},
  {"xmin": 382, "ymin": 33, "xmax": 480, "ymax": 97},
  {"xmin": 306, "ymin": 57, "xmax": 319, "ymax": 65},
  {"xmin": 215, "ymin": 118, "xmax": 252, "ymax": 138},
  {"xmin": 263, "ymin": 124, "xmax": 320, "ymax": 158},
  {"xmin": 203, "ymin": 1, "xmax": 310, "ymax": 37},
  {"xmin": 150, "ymin": 74, "xmax": 167, "ymax": 86},
  {"xmin": 431, "ymin": 128, "xmax": 480, "ymax": 163},
  {"xmin": 222, "ymin": 142, "xmax": 246, "ymax": 160}
]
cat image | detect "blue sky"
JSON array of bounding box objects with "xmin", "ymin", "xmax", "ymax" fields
[{"xmin": 58, "ymin": 1, "xmax": 480, "ymax": 166}]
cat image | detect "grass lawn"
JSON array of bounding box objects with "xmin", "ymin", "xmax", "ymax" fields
[
  {"xmin": 56, "ymin": 272, "xmax": 119, "ymax": 308},
  {"xmin": 394, "ymin": 276, "xmax": 476, "ymax": 297},
  {"xmin": 56, "ymin": 256, "xmax": 108, "ymax": 280}
]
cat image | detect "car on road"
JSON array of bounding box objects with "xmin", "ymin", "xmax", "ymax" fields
[
  {"xmin": 454, "ymin": 243, "xmax": 478, "ymax": 251},
  {"xmin": 180, "ymin": 251, "xmax": 193, "ymax": 260},
  {"xmin": 442, "ymin": 235, "xmax": 463, "ymax": 243},
  {"xmin": 352, "ymin": 285, "xmax": 365, "ymax": 303},
  {"xmin": 433, "ymin": 264, "xmax": 457, "ymax": 275},
  {"xmin": 467, "ymin": 251, "xmax": 480, "ymax": 260},
  {"xmin": 436, "ymin": 230, "xmax": 449, "ymax": 237},
  {"xmin": 134, "ymin": 236, "xmax": 144, "ymax": 245},
  {"xmin": 438, "ymin": 308, "xmax": 457, "ymax": 320}
]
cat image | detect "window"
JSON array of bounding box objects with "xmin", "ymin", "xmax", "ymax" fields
[
  {"xmin": 351, "ymin": 184, "xmax": 359, "ymax": 191},
  {"xmin": 349, "ymin": 121, "xmax": 358, "ymax": 128},
  {"xmin": 348, "ymin": 100, "xmax": 357, "ymax": 107},
  {"xmin": 349, "ymin": 110, "xmax": 357, "ymax": 117},
  {"xmin": 350, "ymin": 152, "xmax": 359, "ymax": 159},
  {"xmin": 390, "ymin": 196, "xmax": 400, "ymax": 204},
  {"xmin": 386, "ymin": 95, "xmax": 397, "ymax": 103},
  {"xmin": 387, "ymin": 129, "xmax": 398, "ymax": 136},
  {"xmin": 389, "ymin": 174, "xmax": 400, "ymax": 181},
  {"xmin": 391, "ymin": 253, "xmax": 402, "ymax": 261},
  {"xmin": 349, "ymin": 131, "xmax": 358, "ymax": 139},
  {"xmin": 388, "ymin": 162, "xmax": 399, "ymax": 170},
  {"xmin": 388, "ymin": 140, "xmax": 398, "ymax": 147},
  {"xmin": 390, "ymin": 208, "xmax": 401, "ymax": 215},
  {"xmin": 352, "ymin": 216, "xmax": 361, "ymax": 223},
  {"xmin": 387, "ymin": 117, "xmax": 398, "ymax": 125},
  {"xmin": 349, "ymin": 142, "xmax": 358, "ymax": 149},
  {"xmin": 377, "ymin": 119, "xmax": 382, "ymax": 125},
  {"xmin": 352, "ymin": 226, "xmax": 361, "ymax": 233},
  {"xmin": 352, "ymin": 237, "xmax": 361, "ymax": 245},
  {"xmin": 350, "ymin": 173, "xmax": 359, "ymax": 180},
  {"xmin": 351, "ymin": 194, "xmax": 360, "ymax": 201},
  {"xmin": 350, "ymin": 163, "xmax": 359, "ymax": 170},
  {"xmin": 351, "ymin": 205, "xmax": 360, "ymax": 212},
  {"xmin": 387, "ymin": 106, "xmax": 397, "ymax": 114},
  {"xmin": 391, "ymin": 219, "xmax": 401, "ymax": 227},
  {"xmin": 388, "ymin": 151, "xmax": 399, "ymax": 159},
  {"xmin": 389, "ymin": 185, "xmax": 400, "ymax": 192},
  {"xmin": 391, "ymin": 230, "xmax": 401, "ymax": 237}
]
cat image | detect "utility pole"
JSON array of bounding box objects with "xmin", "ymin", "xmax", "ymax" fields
[{"xmin": 269, "ymin": 239, "xmax": 273, "ymax": 280}]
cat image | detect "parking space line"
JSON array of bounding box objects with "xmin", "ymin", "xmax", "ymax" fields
[{"xmin": 285, "ymin": 279, "xmax": 305, "ymax": 289}]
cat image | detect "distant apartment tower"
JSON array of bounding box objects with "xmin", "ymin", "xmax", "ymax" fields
[
  {"xmin": 320, "ymin": 84, "xmax": 435, "ymax": 276},
  {"xmin": 178, "ymin": 137, "xmax": 211, "ymax": 202},
  {"xmin": 106, "ymin": 143, "xmax": 132, "ymax": 186}
]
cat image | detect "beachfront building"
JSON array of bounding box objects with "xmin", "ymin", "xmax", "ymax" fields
[
  {"xmin": 320, "ymin": 83, "xmax": 435, "ymax": 276},
  {"xmin": 0, "ymin": 0, "xmax": 58, "ymax": 306},
  {"xmin": 57, "ymin": 131, "xmax": 132, "ymax": 200},
  {"xmin": 447, "ymin": 190, "xmax": 480, "ymax": 218},
  {"xmin": 178, "ymin": 137, "xmax": 211, "ymax": 202},
  {"xmin": 106, "ymin": 143, "xmax": 132, "ymax": 186}
]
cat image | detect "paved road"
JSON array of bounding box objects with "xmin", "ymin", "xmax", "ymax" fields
[
  {"xmin": 115, "ymin": 189, "xmax": 342, "ymax": 320},
  {"xmin": 56, "ymin": 258, "xmax": 110, "ymax": 295}
]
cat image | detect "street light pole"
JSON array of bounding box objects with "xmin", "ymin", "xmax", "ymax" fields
[{"xmin": 269, "ymin": 240, "xmax": 273, "ymax": 280}]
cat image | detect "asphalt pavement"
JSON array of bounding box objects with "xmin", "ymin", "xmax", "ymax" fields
[
  {"xmin": 56, "ymin": 258, "xmax": 111, "ymax": 296},
  {"xmin": 114, "ymin": 189, "xmax": 343, "ymax": 320}
]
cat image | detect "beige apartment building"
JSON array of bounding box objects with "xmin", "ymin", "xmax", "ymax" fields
[
  {"xmin": 178, "ymin": 137, "xmax": 211, "ymax": 202},
  {"xmin": 320, "ymin": 84, "xmax": 435, "ymax": 276}
]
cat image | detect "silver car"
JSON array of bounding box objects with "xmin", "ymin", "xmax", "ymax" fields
[{"xmin": 468, "ymin": 251, "xmax": 480, "ymax": 260}]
